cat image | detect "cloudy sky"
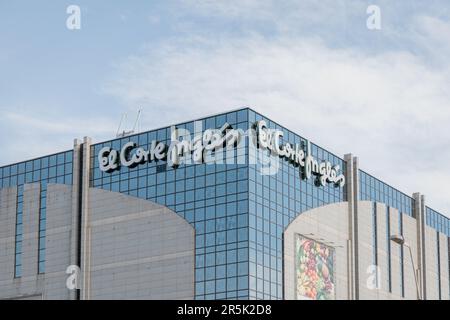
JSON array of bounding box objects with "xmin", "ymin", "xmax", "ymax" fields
[{"xmin": 1, "ymin": 1, "xmax": 449, "ymax": 216}]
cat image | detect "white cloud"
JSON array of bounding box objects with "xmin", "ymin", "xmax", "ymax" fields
[
  {"xmin": 103, "ymin": 14, "xmax": 450, "ymax": 216},
  {"xmin": 0, "ymin": 108, "xmax": 118, "ymax": 165}
]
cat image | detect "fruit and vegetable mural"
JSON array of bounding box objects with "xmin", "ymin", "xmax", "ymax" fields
[{"xmin": 295, "ymin": 234, "xmax": 335, "ymax": 300}]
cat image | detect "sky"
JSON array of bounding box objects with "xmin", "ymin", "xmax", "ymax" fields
[{"xmin": 0, "ymin": 1, "xmax": 449, "ymax": 216}]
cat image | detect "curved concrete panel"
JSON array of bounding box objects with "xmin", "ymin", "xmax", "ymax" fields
[
  {"xmin": 283, "ymin": 202, "xmax": 350, "ymax": 300},
  {"xmin": 84, "ymin": 187, "xmax": 195, "ymax": 300},
  {"xmin": 1, "ymin": 184, "xmax": 195, "ymax": 300}
]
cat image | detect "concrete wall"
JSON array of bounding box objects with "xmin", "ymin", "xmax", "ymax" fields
[
  {"xmin": 284, "ymin": 202, "xmax": 351, "ymax": 300},
  {"xmin": 438, "ymin": 233, "xmax": 449, "ymax": 299},
  {"xmin": 389, "ymin": 207, "xmax": 402, "ymax": 299},
  {"xmin": 0, "ymin": 184, "xmax": 45, "ymax": 299},
  {"xmin": 356, "ymin": 201, "xmax": 379, "ymax": 299},
  {"xmin": 403, "ymin": 214, "xmax": 421, "ymax": 300},
  {"xmin": 357, "ymin": 202, "xmax": 431, "ymax": 300},
  {"xmin": 0, "ymin": 184, "xmax": 75, "ymax": 300},
  {"xmin": 82, "ymin": 188, "xmax": 195, "ymax": 300},
  {"xmin": 424, "ymin": 226, "xmax": 439, "ymax": 300},
  {"xmin": 283, "ymin": 201, "xmax": 449, "ymax": 300},
  {"xmin": 0, "ymin": 184, "xmax": 195, "ymax": 300},
  {"xmin": 374, "ymin": 202, "xmax": 390, "ymax": 299},
  {"xmin": 0, "ymin": 187, "xmax": 20, "ymax": 298},
  {"xmin": 43, "ymin": 184, "xmax": 74, "ymax": 299}
]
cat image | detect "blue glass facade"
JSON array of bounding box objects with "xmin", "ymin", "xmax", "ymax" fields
[
  {"xmin": 360, "ymin": 169, "xmax": 450, "ymax": 237},
  {"xmin": 426, "ymin": 207, "xmax": 450, "ymax": 236},
  {"xmin": 359, "ymin": 170, "xmax": 414, "ymax": 217},
  {"xmin": 0, "ymin": 151, "xmax": 74, "ymax": 277},
  {"xmin": 0, "ymin": 107, "xmax": 448, "ymax": 299},
  {"xmin": 247, "ymin": 110, "xmax": 346, "ymax": 299},
  {"xmin": 90, "ymin": 109, "xmax": 250, "ymax": 300}
]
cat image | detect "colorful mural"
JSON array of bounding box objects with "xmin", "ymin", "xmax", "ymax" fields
[{"xmin": 295, "ymin": 235, "xmax": 335, "ymax": 300}]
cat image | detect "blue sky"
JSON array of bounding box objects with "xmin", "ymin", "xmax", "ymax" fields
[{"xmin": 1, "ymin": 1, "xmax": 449, "ymax": 216}]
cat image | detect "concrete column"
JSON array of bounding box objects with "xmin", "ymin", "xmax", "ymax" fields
[
  {"xmin": 69, "ymin": 139, "xmax": 81, "ymax": 300},
  {"xmin": 413, "ymin": 192, "xmax": 426, "ymax": 299},
  {"xmin": 420, "ymin": 195, "xmax": 428, "ymax": 300},
  {"xmin": 352, "ymin": 157, "xmax": 360, "ymax": 300},
  {"xmin": 80, "ymin": 137, "xmax": 92, "ymax": 300},
  {"xmin": 344, "ymin": 154, "xmax": 359, "ymax": 299},
  {"xmin": 22, "ymin": 183, "xmax": 40, "ymax": 279},
  {"xmin": 376, "ymin": 203, "xmax": 389, "ymax": 297},
  {"xmin": 389, "ymin": 207, "xmax": 401, "ymax": 298},
  {"xmin": 0, "ymin": 187, "xmax": 17, "ymax": 283},
  {"xmin": 438, "ymin": 233, "xmax": 449, "ymax": 299}
]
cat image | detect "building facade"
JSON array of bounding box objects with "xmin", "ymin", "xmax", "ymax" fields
[{"xmin": 0, "ymin": 107, "xmax": 448, "ymax": 300}]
